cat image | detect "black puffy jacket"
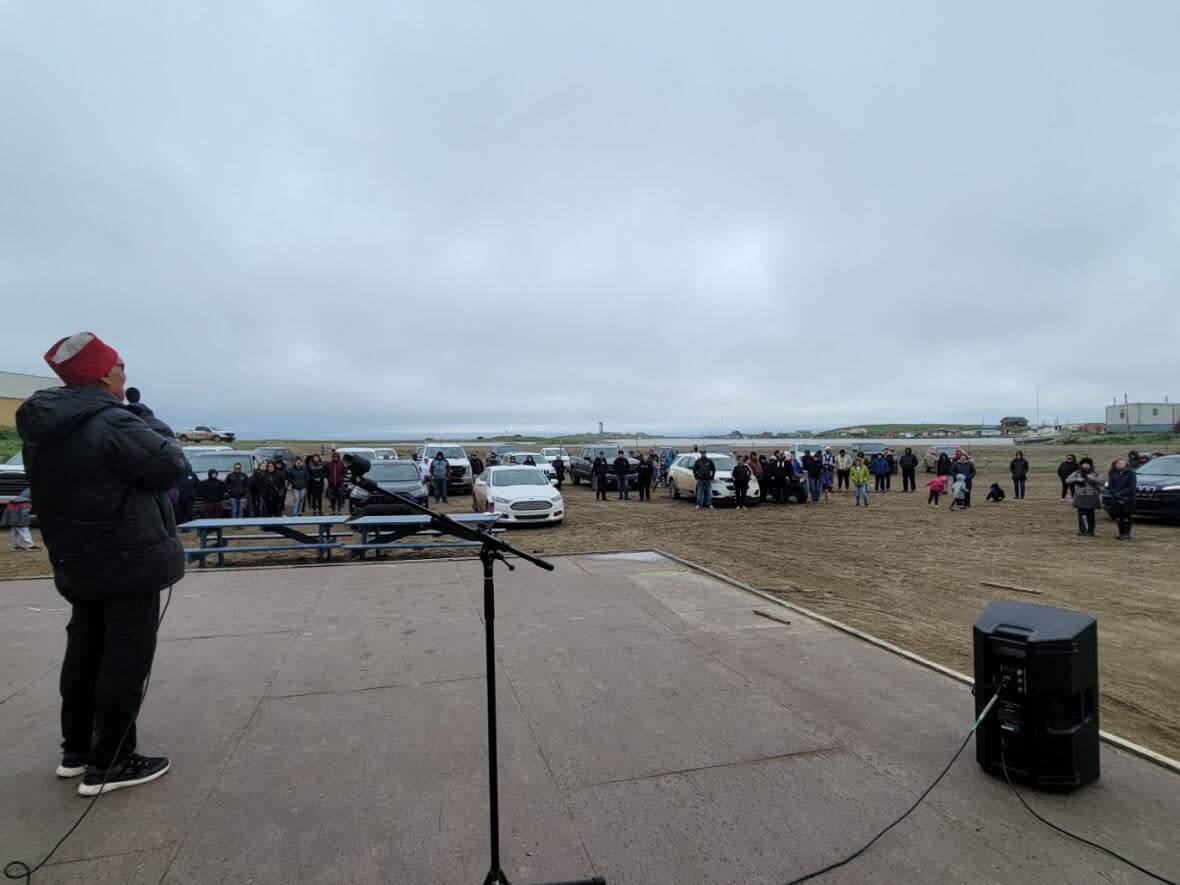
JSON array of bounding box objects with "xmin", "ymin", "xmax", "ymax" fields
[{"xmin": 16, "ymin": 386, "xmax": 188, "ymax": 601}]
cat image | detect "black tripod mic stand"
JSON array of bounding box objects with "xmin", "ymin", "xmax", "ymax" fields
[{"xmin": 343, "ymin": 456, "xmax": 604, "ymax": 885}]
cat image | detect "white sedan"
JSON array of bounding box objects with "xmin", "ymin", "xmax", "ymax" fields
[
  {"xmin": 473, "ymin": 465, "xmax": 564, "ymax": 525},
  {"xmin": 667, "ymin": 453, "xmax": 760, "ymax": 505}
]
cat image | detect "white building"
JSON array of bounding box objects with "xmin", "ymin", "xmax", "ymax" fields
[{"xmin": 1105, "ymin": 401, "xmax": 1178, "ymax": 433}]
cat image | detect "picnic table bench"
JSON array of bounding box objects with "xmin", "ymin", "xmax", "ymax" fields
[
  {"xmin": 345, "ymin": 514, "xmax": 503, "ymax": 559},
  {"xmin": 179, "ymin": 516, "xmax": 350, "ymax": 567},
  {"xmin": 180, "ymin": 513, "xmax": 504, "ymax": 566}
]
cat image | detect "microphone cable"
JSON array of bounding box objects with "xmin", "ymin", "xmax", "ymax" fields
[
  {"xmin": 999, "ymin": 741, "xmax": 1177, "ymax": 885},
  {"xmin": 782, "ymin": 681, "xmax": 1007, "ymax": 885},
  {"xmin": 4, "ymin": 585, "xmax": 173, "ymax": 885}
]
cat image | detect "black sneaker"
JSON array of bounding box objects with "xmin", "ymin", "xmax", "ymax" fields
[
  {"xmin": 78, "ymin": 753, "xmax": 170, "ymax": 796},
  {"xmin": 56, "ymin": 753, "xmax": 88, "ymax": 778}
]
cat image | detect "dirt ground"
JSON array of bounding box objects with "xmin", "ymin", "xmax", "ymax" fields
[{"xmin": 4, "ymin": 444, "xmax": 1177, "ymax": 760}]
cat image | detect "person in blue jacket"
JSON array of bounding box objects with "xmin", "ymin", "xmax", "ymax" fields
[{"xmin": 870, "ymin": 453, "xmax": 891, "ymax": 492}]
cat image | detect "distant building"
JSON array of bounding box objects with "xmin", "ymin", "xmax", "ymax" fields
[
  {"xmin": 1, "ymin": 371, "xmax": 59, "ymax": 426},
  {"xmin": 979, "ymin": 426, "xmax": 1002, "ymax": 437},
  {"xmin": 845, "ymin": 427, "xmax": 868, "ymax": 437},
  {"xmin": 1000, "ymin": 416, "xmax": 1029, "ymax": 434},
  {"xmin": 1105, "ymin": 402, "xmax": 1178, "ymax": 433}
]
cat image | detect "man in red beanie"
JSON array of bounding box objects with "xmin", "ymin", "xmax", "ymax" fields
[{"xmin": 16, "ymin": 333, "xmax": 187, "ymax": 796}]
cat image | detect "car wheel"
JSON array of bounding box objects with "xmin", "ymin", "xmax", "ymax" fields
[
  {"xmin": 796, "ymin": 492, "xmax": 808, "ymax": 504},
  {"xmin": 671, "ymin": 479, "xmax": 681, "ymax": 499},
  {"xmin": 179, "ymin": 434, "xmax": 189, "ymax": 442}
]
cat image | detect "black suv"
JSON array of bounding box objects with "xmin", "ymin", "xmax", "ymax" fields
[
  {"xmin": 570, "ymin": 446, "xmax": 640, "ymax": 488},
  {"xmin": 1102, "ymin": 455, "xmax": 1180, "ymax": 521},
  {"xmin": 348, "ymin": 460, "xmax": 429, "ymax": 517}
]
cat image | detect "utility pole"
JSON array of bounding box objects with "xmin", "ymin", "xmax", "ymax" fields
[{"xmin": 1124, "ymin": 393, "xmax": 1131, "ymax": 434}]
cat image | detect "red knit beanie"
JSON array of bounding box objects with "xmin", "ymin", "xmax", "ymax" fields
[{"xmin": 44, "ymin": 332, "xmax": 120, "ymax": 386}]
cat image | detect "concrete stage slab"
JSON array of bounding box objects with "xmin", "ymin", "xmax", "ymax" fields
[{"xmin": 1, "ymin": 553, "xmax": 1177, "ymax": 884}]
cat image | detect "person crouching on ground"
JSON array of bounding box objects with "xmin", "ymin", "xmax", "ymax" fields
[
  {"xmin": 985, "ymin": 483, "xmax": 1006, "ymax": 503},
  {"xmin": 198, "ymin": 469, "xmax": 226, "ymax": 518},
  {"xmin": 1067, "ymin": 458, "xmax": 1103, "ymax": 536},
  {"xmin": 17, "ymin": 332, "xmax": 187, "ymax": 795},
  {"xmin": 1106, "ymin": 457, "xmax": 1137, "ymax": 541},
  {"xmin": 850, "ymin": 455, "xmax": 871, "ymax": 506},
  {"xmin": 732, "ymin": 455, "xmax": 752, "ymax": 509},
  {"xmin": 949, "ymin": 474, "xmax": 969, "ymax": 510},
  {"xmin": 3, "ymin": 487, "xmax": 36, "ymax": 549},
  {"xmin": 926, "ymin": 474, "xmax": 947, "ymax": 506}
]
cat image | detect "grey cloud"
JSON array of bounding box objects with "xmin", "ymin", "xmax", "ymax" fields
[{"xmin": 3, "ymin": 2, "xmax": 1178, "ymax": 438}]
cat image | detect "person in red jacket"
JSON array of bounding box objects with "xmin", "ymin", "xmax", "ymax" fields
[{"xmin": 325, "ymin": 450, "xmax": 348, "ymax": 515}]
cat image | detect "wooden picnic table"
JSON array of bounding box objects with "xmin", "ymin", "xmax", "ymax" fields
[
  {"xmin": 344, "ymin": 513, "xmax": 502, "ymax": 559},
  {"xmin": 179, "ymin": 516, "xmax": 351, "ymax": 567}
]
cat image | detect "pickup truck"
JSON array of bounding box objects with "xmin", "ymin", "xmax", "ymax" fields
[{"xmin": 177, "ymin": 424, "xmax": 237, "ymax": 443}]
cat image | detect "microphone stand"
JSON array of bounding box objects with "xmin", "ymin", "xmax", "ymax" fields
[{"xmin": 346, "ymin": 464, "xmax": 604, "ymax": 885}]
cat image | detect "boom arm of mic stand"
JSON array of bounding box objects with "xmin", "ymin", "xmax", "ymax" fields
[{"xmin": 347, "ymin": 476, "xmax": 555, "ymax": 572}]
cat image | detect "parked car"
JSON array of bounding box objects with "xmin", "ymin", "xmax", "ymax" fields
[
  {"xmin": 372, "ymin": 447, "xmax": 399, "ymax": 460},
  {"xmin": 923, "ymin": 445, "xmax": 965, "ymax": 472},
  {"xmin": 177, "ymin": 424, "xmax": 236, "ymax": 443},
  {"xmin": 188, "ymin": 451, "xmax": 258, "ymax": 513},
  {"xmin": 1102, "ymin": 455, "xmax": 1180, "ymax": 521},
  {"xmin": 0, "ymin": 452, "xmax": 29, "ymax": 507},
  {"xmin": 348, "ymin": 459, "xmax": 428, "ymax": 517},
  {"xmin": 540, "ymin": 446, "xmax": 572, "ymax": 463},
  {"xmin": 413, "ymin": 445, "xmax": 474, "ymax": 493},
  {"xmin": 183, "ymin": 445, "xmax": 235, "ymax": 457},
  {"xmin": 666, "ymin": 453, "xmax": 761, "ymax": 506},
  {"xmin": 472, "ymin": 465, "xmax": 564, "ymax": 525},
  {"xmin": 335, "ymin": 447, "xmax": 379, "ymax": 464},
  {"xmin": 853, "ymin": 442, "xmax": 889, "ymax": 458},
  {"xmin": 569, "ymin": 446, "xmax": 640, "ymax": 488},
  {"xmin": 254, "ymin": 446, "xmax": 296, "ymax": 464},
  {"xmin": 499, "ymin": 452, "xmax": 556, "ymax": 480}
]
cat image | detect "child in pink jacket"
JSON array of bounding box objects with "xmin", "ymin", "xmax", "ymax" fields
[{"xmin": 926, "ymin": 475, "xmax": 948, "ymax": 506}]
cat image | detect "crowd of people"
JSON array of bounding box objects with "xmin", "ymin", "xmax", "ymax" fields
[
  {"xmin": 171, "ymin": 450, "xmax": 351, "ymax": 524},
  {"xmin": 148, "ymin": 440, "xmax": 1150, "ymax": 542}
]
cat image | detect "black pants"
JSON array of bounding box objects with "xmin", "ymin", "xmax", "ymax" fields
[
  {"xmin": 328, "ymin": 484, "xmax": 345, "ymax": 512},
  {"xmin": 308, "ymin": 482, "xmax": 324, "ymax": 512},
  {"xmin": 928, "ymin": 491, "xmax": 940, "ymax": 505},
  {"xmin": 1013, "ymin": 477, "xmax": 1026, "ymax": 499},
  {"xmin": 61, "ymin": 591, "xmax": 161, "ymax": 769},
  {"xmin": 963, "ymin": 479, "xmax": 973, "ymax": 507},
  {"xmin": 1116, "ymin": 516, "xmax": 1132, "ymax": 536},
  {"xmin": 758, "ymin": 480, "xmax": 768, "ymax": 503},
  {"xmin": 249, "ymin": 491, "xmax": 262, "ymax": 516},
  {"xmin": 1060, "ymin": 479, "xmax": 1071, "ymax": 499},
  {"xmin": 555, "ymin": 475, "xmax": 563, "ymax": 490},
  {"xmin": 772, "ymin": 480, "xmax": 786, "ymax": 503},
  {"xmin": 638, "ymin": 478, "xmax": 651, "ymax": 501},
  {"xmin": 595, "ymin": 476, "xmax": 608, "ymax": 500},
  {"xmin": 875, "ymin": 475, "xmax": 886, "ymax": 491},
  {"xmin": 837, "ymin": 469, "xmax": 850, "ymax": 490},
  {"xmin": 885, "ymin": 473, "xmax": 893, "ymax": 490},
  {"xmin": 735, "ymin": 485, "xmax": 748, "ymax": 507},
  {"xmin": 1077, "ymin": 508, "xmax": 1096, "ymax": 534},
  {"xmin": 902, "ymin": 469, "xmax": 916, "ymax": 492},
  {"xmin": 176, "ymin": 498, "xmax": 193, "ymax": 526}
]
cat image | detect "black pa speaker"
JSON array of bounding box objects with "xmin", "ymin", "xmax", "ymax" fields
[{"xmin": 973, "ymin": 600, "xmax": 1099, "ymax": 790}]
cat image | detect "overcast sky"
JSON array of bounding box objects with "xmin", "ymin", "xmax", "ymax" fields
[{"xmin": 3, "ymin": 2, "xmax": 1178, "ymax": 438}]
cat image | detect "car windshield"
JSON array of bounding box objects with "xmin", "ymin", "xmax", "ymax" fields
[
  {"xmin": 430, "ymin": 447, "xmax": 466, "ymax": 459},
  {"xmin": 258, "ymin": 448, "xmax": 290, "ymax": 457},
  {"xmin": 1137, "ymin": 458, "xmax": 1180, "ymax": 477},
  {"xmin": 190, "ymin": 454, "xmax": 248, "ymax": 475},
  {"xmin": 699, "ymin": 455, "xmax": 736, "ymax": 470},
  {"xmin": 6, "ymin": 452, "xmax": 23, "ymax": 466},
  {"xmin": 492, "ymin": 469, "xmax": 550, "ymax": 487},
  {"xmin": 368, "ymin": 462, "xmax": 421, "ymax": 482},
  {"xmin": 510, "ymin": 453, "xmax": 547, "ymax": 462}
]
